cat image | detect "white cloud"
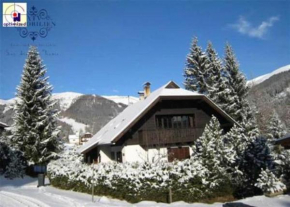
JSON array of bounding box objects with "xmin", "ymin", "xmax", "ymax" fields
[{"xmin": 230, "ymin": 16, "xmax": 279, "ymax": 39}]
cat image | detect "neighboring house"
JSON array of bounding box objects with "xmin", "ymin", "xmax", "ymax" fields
[
  {"xmin": 0, "ymin": 122, "xmax": 8, "ymax": 135},
  {"xmin": 68, "ymin": 134, "xmax": 79, "ymax": 145},
  {"xmin": 275, "ymin": 134, "xmax": 290, "ymax": 150},
  {"xmin": 79, "ymin": 132, "xmax": 93, "ymax": 145},
  {"xmin": 79, "ymin": 81, "xmax": 237, "ymax": 163}
]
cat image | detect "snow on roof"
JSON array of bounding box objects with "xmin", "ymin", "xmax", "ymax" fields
[
  {"xmin": 79, "ymin": 81, "xmax": 237, "ymax": 154},
  {"xmin": 0, "ymin": 122, "xmax": 8, "ymax": 128}
]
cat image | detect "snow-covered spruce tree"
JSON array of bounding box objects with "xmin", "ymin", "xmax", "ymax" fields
[
  {"xmin": 224, "ymin": 43, "xmax": 248, "ymax": 101},
  {"xmin": 223, "ymin": 43, "xmax": 248, "ymax": 123},
  {"xmin": 240, "ymin": 100, "xmax": 260, "ymax": 139},
  {"xmin": 265, "ymin": 112, "xmax": 288, "ymax": 182},
  {"xmin": 239, "ymin": 136, "xmax": 274, "ymax": 196},
  {"xmin": 266, "ymin": 112, "xmax": 286, "ymax": 141},
  {"xmin": 206, "ymin": 42, "xmax": 231, "ymax": 109},
  {"xmin": 11, "ymin": 46, "xmax": 62, "ymax": 165},
  {"xmin": 223, "ymin": 43, "xmax": 259, "ymax": 138},
  {"xmin": 193, "ymin": 116, "xmax": 235, "ymax": 174},
  {"xmin": 255, "ymin": 168, "xmax": 286, "ymax": 195},
  {"xmin": 0, "ymin": 140, "xmax": 26, "ymax": 179},
  {"xmin": 224, "ymin": 124, "xmax": 248, "ymax": 164},
  {"xmin": 184, "ymin": 37, "xmax": 211, "ymax": 94}
]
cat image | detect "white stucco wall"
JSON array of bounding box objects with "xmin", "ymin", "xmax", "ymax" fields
[
  {"xmin": 122, "ymin": 145, "xmax": 147, "ymax": 162},
  {"xmin": 97, "ymin": 144, "xmax": 193, "ymax": 163},
  {"xmin": 147, "ymin": 148, "xmax": 168, "ymax": 162},
  {"xmin": 99, "ymin": 145, "xmax": 112, "ymax": 163}
]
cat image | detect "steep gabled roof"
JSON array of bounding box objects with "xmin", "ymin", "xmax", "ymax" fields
[{"xmin": 79, "ymin": 81, "xmax": 237, "ymax": 154}]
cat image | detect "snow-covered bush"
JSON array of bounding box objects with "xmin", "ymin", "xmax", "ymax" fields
[
  {"xmin": 0, "ymin": 140, "xmax": 27, "ymax": 179},
  {"xmin": 255, "ymin": 168, "xmax": 286, "ymax": 195},
  {"xmin": 48, "ymin": 147, "xmax": 232, "ymax": 203}
]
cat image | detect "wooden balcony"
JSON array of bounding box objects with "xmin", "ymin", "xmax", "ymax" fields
[{"xmin": 139, "ymin": 128, "xmax": 204, "ymax": 146}]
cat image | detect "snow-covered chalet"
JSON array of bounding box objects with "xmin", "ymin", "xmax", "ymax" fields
[{"xmin": 79, "ymin": 81, "xmax": 237, "ymax": 163}]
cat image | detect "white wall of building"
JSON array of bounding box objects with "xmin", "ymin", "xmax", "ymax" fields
[
  {"xmin": 147, "ymin": 148, "xmax": 168, "ymax": 162},
  {"xmin": 122, "ymin": 145, "xmax": 147, "ymax": 162},
  {"xmin": 99, "ymin": 145, "xmax": 113, "ymax": 163},
  {"xmin": 68, "ymin": 135, "xmax": 79, "ymax": 145},
  {"xmin": 97, "ymin": 144, "xmax": 193, "ymax": 163}
]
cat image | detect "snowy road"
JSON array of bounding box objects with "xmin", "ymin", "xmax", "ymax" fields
[
  {"xmin": 0, "ymin": 191, "xmax": 50, "ymax": 207},
  {"xmin": 0, "ymin": 176, "xmax": 290, "ymax": 207}
]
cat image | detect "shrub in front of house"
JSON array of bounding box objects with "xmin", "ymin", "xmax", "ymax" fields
[{"xmin": 47, "ymin": 148, "xmax": 233, "ymax": 203}]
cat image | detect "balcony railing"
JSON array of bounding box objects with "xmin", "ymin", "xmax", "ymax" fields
[{"xmin": 139, "ymin": 128, "xmax": 204, "ymax": 146}]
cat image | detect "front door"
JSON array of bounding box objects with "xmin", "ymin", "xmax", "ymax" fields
[{"xmin": 168, "ymin": 147, "xmax": 190, "ymax": 162}]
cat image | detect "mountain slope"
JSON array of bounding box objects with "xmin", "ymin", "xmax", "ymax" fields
[
  {"xmin": 0, "ymin": 93, "xmax": 128, "ymax": 139},
  {"xmin": 247, "ymin": 65, "xmax": 290, "ymax": 86},
  {"xmin": 52, "ymin": 92, "xmax": 83, "ymax": 111},
  {"xmin": 247, "ymin": 65, "xmax": 290, "ymax": 133},
  {"xmin": 102, "ymin": 96, "xmax": 139, "ymax": 105}
]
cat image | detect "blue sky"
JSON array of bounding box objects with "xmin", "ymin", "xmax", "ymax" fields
[{"xmin": 1, "ymin": 0, "xmax": 289, "ymax": 99}]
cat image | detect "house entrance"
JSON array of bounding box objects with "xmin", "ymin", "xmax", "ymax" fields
[{"xmin": 168, "ymin": 147, "xmax": 190, "ymax": 162}]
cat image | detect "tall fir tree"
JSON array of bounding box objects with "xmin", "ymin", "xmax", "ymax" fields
[
  {"xmin": 206, "ymin": 42, "xmax": 232, "ymax": 110},
  {"xmin": 240, "ymin": 100, "xmax": 260, "ymax": 138},
  {"xmin": 11, "ymin": 46, "xmax": 62, "ymax": 165},
  {"xmin": 224, "ymin": 43, "xmax": 248, "ymax": 99},
  {"xmin": 223, "ymin": 43, "xmax": 259, "ymax": 137},
  {"xmin": 266, "ymin": 112, "xmax": 286, "ymax": 140},
  {"xmin": 184, "ymin": 37, "xmax": 210, "ymax": 94},
  {"xmin": 223, "ymin": 43, "xmax": 248, "ymax": 123}
]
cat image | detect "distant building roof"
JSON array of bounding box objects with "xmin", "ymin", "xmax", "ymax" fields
[
  {"xmin": 275, "ymin": 133, "xmax": 290, "ymax": 143},
  {"xmin": 0, "ymin": 122, "xmax": 8, "ymax": 128},
  {"xmin": 78, "ymin": 81, "xmax": 238, "ymax": 154}
]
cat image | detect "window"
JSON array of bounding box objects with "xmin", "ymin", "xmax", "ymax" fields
[{"xmin": 156, "ymin": 114, "xmax": 195, "ymax": 129}]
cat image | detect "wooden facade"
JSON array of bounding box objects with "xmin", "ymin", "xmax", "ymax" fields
[
  {"xmin": 85, "ymin": 98, "xmax": 234, "ymax": 162},
  {"xmin": 115, "ymin": 99, "xmax": 232, "ymax": 146}
]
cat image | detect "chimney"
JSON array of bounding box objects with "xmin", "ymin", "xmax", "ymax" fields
[
  {"xmin": 144, "ymin": 82, "xmax": 151, "ymax": 98},
  {"xmin": 138, "ymin": 91, "xmax": 145, "ymax": 100}
]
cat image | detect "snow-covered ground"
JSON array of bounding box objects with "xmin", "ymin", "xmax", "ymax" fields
[
  {"xmin": 247, "ymin": 64, "xmax": 290, "ymax": 86},
  {"xmin": 0, "ymin": 176, "xmax": 289, "ymax": 207}
]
